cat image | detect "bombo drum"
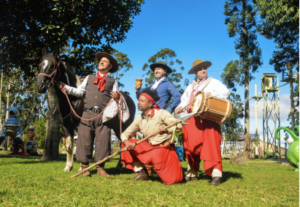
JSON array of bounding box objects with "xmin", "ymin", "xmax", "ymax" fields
[{"xmin": 192, "ymin": 91, "xmax": 232, "ymax": 124}]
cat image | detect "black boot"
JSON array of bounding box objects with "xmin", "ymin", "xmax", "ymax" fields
[
  {"xmin": 132, "ymin": 169, "xmax": 148, "ymax": 181},
  {"xmin": 210, "ymin": 177, "xmax": 221, "ymax": 186}
]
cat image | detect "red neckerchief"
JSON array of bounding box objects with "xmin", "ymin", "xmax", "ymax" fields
[
  {"xmin": 93, "ymin": 72, "xmax": 108, "ymax": 92},
  {"xmin": 140, "ymin": 93, "xmax": 160, "ymax": 118}
]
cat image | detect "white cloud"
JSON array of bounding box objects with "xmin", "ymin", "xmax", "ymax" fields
[{"xmin": 249, "ymin": 94, "xmax": 293, "ymax": 119}]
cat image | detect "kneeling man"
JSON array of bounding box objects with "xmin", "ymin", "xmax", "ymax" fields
[{"xmin": 121, "ymin": 88, "xmax": 183, "ymax": 185}]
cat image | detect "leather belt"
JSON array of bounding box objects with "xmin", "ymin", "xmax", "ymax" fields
[
  {"xmin": 84, "ymin": 107, "xmax": 101, "ymax": 114},
  {"xmin": 150, "ymin": 137, "xmax": 174, "ymax": 147}
]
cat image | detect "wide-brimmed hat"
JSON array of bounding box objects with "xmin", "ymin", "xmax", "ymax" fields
[
  {"xmin": 188, "ymin": 59, "xmax": 212, "ymax": 74},
  {"xmin": 96, "ymin": 52, "xmax": 118, "ymax": 73},
  {"xmin": 150, "ymin": 61, "xmax": 172, "ymax": 73}
]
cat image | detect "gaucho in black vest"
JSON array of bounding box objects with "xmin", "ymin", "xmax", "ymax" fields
[{"xmin": 60, "ymin": 52, "xmax": 127, "ymax": 177}]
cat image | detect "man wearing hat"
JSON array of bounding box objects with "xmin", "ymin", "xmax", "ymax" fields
[
  {"xmin": 121, "ymin": 88, "xmax": 183, "ymax": 185},
  {"xmin": 135, "ymin": 61, "xmax": 181, "ymax": 113},
  {"xmin": 176, "ymin": 59, "xmax": 229, "ymax": 186},
  {"xmin": 59, "ymin": 52, "xmax": 129, "ymax": 177}
]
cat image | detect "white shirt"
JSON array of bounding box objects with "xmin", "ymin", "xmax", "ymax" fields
[
  {"xmin": 64, "ymin": 74, "xmax": 130, "ymax": 123},
  {"xmin": 151, "ymin": 77, "xmax": 166, "ymax": 90},
  {"xmin": 176, "ymin": 78, "xmax": 230, "ymax": 114}
]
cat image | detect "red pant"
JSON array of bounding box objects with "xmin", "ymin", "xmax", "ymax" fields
[
  {"xmin": 121, "ymin": 139, "xmax": 183, "ymax": 185},
  {"xmin": 183, "ymin": 116, "xmax": 222, "ymax": 176}
]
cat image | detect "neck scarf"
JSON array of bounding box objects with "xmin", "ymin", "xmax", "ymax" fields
[
  {"xmin": 187, "ymin": 77, "xmax": 208, "ymax": 113},
  {"xmin": 93, "ymin": 72, "xmax": 108, "ymax": 92},
  {"xmin": 140, "ymin": 93, "xmax": 160, "ymax": 118},
  {"xmin": 151, "ymin": 77, "xmax": 165, "ymax": 90}
]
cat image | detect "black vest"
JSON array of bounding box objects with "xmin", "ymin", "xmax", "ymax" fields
[{"xmin": 84, "ymin": 74, "xmax": 115, "ymax": 111}]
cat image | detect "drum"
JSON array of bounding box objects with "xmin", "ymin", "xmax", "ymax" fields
[{"xmin": 192, "ymin": 91, "xmax": 232, "ymax": 124}]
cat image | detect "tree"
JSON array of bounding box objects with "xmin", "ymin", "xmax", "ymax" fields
[
  {"xmin": 255, "ymin": 0, "xmax": 299, "ymax": 73},
  {"xmin": 111, "ymin": 49, "xmax": 133, "ymax": 89},
  {"xmin": 0, "ymin": 0, "xmax": 144, "ymax": 77},
  {"xmin": 142, "ymin": 48, "xmax": 189, "ymax": 94},
  {"xmin": 1, "ymin": 1, "xmax": 143, "ymax": 160},
  {"xmin": 255, "ymin": 0, "xmax": 299, "ymax": 127},
  {"xmin": 41, "ymin": 85, "xmax": 61, "ymax": 161},
  {"xmin": 224, "ymin": 0, "xmax": 263, "ymax": 159},
  {"xmin": 288, "ymin": 83, "xmax": 299, "ymax": 126},
  {"xmin": 221, "ymin": 93, "xmax": 244, "ymax": 156}
]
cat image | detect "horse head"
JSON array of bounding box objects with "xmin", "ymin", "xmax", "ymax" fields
[{"xmin": 36, "ymin": 49, "xmax": 60, "ymax": 93}]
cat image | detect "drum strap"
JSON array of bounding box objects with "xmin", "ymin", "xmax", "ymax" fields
[
  {"xmin": 197, "ymin": 77, "xmax": 213, "ymax": 92},
  {"xmin": 187, "ymin": 78, "xmax": 213, "ymax": 112}
]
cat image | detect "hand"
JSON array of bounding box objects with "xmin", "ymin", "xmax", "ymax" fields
[
  {"xmin": 57, "ymin": 82, "xmax": 65, "ymax": 90},
  {"xmin": 124, "ymin": 139, "xmax": 135, "ymax": 150},
  {"xmin": 157, "ymin": 127, "xmax": 168, "ymax": 135},
  {"xmin": 135, "ymin": 85, "xmax": 141, "ymax": 93},
  {"xmin": 176, "ymin": 106, "xmax": 183, "ymax": 114},
  {"xmin": 110, "ymin": 91, "xmax": 120, "ymax": 102}
]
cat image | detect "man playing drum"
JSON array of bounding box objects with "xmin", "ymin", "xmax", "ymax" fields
[
  {"xmin": 58, "ymin": 52, "xmax": 129, "ymax": 177},
  {"xmin": 176, "ymin": 59, "xmax": 229, "ymax": 186},
  {"xmin": 121, "ymin": 88, "xmax": 183, "ymax": 185}
]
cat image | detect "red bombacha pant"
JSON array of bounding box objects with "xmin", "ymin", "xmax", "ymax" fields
[
  {"xmin": 183, "ymin": 116, "xmax": 222, "ymax": 176},
  {"xmin": 121, "ymin": 139, "xmax": 183, "ymax": 185}
]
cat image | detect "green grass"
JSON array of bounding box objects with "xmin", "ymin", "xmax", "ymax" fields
[{"xmin": 0, "ymin": 152, "xmax": 298, "ymax": 207}]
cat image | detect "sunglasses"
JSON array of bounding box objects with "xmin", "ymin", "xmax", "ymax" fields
[{"xmin": 195, "ymin": 67, "xmax": 207, "ymax": 72}]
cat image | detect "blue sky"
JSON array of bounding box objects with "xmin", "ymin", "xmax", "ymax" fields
[{"xmin": 108, "ymin": 1, "xmax": 296, "ymax": 144}]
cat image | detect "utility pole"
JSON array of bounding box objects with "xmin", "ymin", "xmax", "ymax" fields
[{"xmin": 251, "ymin": 84, "xmax": 262, "ymax": 158}]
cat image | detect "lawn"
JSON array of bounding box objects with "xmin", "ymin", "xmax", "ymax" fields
[{"xmin": 0, "ymin": 152, "xmax": 298, "ymax": 207}]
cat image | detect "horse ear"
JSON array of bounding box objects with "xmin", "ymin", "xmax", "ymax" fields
[
  {"xmin": 42, "ymin": 48, "xmax": 47, "ymax": 57},
  {"xmin": 52, "ymin": 48, "xmax": 59, "ymax": 57}
]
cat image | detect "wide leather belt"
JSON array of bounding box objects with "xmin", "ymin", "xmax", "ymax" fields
[
  {"xmin": 150, "ymin": 137, "xmax": 174, "ymax": 147},
  {"xmin": 84, "ymin": 107, "xmax": 101, "ymax": 114}
]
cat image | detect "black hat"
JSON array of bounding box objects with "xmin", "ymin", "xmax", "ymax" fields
[
  {"xmin": 140, "ymin": 88, "xmax": 160, "ymax": 103},
  {"xmin": 150, "ymin": 61, "xmax": 172, "ymax": 73}
]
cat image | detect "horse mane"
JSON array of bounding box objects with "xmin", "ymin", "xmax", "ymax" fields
[{"xmin": 61, "ymin": 62, "xmax": 78, "ymax": 88}]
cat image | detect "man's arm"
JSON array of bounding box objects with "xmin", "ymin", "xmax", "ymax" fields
[
  {"xmin": 120, "ymin": 117, "xmax": 140, "ymax": 142},
  {"xmin": 103, "ymin": 80, "xmax": 130, "ymax": 123},
  {"xmin": 161, "ymin": 110, "xmax": 183, "ymax": 134},
  {"xmin": 135, "ymin": 85, "xmax": 153, "ymax": 100},
  {"xmin": 64, "ymin": 76, "xmax": 88, "ymax": 98},
  {"xmin": 121, "ymin": 117, "xmax": 141, "ymax": 150},
  {"xmin": 175, "ymin": 85, "xmax": 191, "ymax": 114},
  {"xmin": 166, "ymin": 82, "xmax": 182, "ymax": 113}
]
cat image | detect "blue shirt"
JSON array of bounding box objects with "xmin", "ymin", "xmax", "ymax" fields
[{"xmin": 136, "ymin": 78, "xmax": 181, "ymax": 113}]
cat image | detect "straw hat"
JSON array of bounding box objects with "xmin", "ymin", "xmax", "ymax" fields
[
  {"xmin": 96, "ymin": 52, "xmax": 118, "ymax": 73},
  {"xmin": 188, "ymin": 59, "xmax": 212, "ymax": 74}
]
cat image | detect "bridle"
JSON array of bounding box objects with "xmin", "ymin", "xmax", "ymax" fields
[{"xmin": 38, "ymin": 57, "xmax": 61, "ymax": 85}]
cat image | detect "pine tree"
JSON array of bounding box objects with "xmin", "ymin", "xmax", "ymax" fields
[{"xmin": 224, "ymin": 0, "xmax": 263, "ymax": 158}]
